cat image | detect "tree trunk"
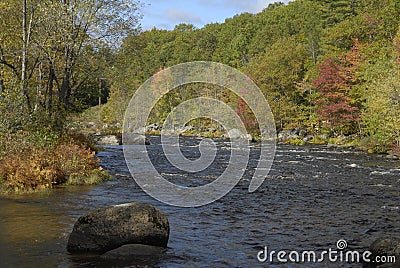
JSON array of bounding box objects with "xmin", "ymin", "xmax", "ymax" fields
[
  {"xmin": 46, "ymin": 65, "xmax": 55, "ymax": 112},
  {"xmin": 60, "ymin": 68, "xmax": 71, "ymax": 110},
  {"xmin": 0, "ymin": 55, "xmax": 5, "ymax": 94},
  {"xmin": 21, "ymin": 0, "xmax": 31, "ymax": 110}
]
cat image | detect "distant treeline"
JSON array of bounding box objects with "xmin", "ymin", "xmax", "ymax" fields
[{"xmin": 100, "ymin": 0, "xmax": 400, "ymax": 152}]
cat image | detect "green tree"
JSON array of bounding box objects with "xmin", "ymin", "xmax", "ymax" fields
[
  {"xmin": 0, "ymin": 0, "xmax": 141, "ymax": 131},
  {"xmin": 247, "ymin": 36, "xmax": 309, "ymax": 130},
  {"xmin": 360, "ymin": 28, "xmax": 400, "ymax": 151}
]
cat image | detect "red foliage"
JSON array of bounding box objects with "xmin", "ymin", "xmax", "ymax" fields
[
  {"xmin": 312, "ymin": 39, "xmax": 365, "ymax": 132},
  {"xmin": 313, "ymin": 56, "xmax": 360, "ymax": 131},
  {"xmin": 236, "ymin": 98, "xmax": 257, "ymax": 132}
]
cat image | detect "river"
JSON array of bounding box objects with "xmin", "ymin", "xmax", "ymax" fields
[{"xmin": 0, "ymin": 136, "xmax": 399, "ymax": 267}]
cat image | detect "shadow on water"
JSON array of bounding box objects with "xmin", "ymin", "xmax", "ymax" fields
[{"xmin": 0, "ymin": 136, "xmax": 399, "ymax": 267}]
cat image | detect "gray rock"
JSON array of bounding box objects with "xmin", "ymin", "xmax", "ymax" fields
[
  {"xmin": 366, "ymin": 237, "xmax": 400, "ymax": 268},
  {"xmin": 320, "ymin": 134, "xmax": 330, "ymax": 140},
  {"xmin": 147, "ymin": 123, "xmax": 159, "ymax": 132},
  {"xmin": 97, "ymin": 135, "xmax": 121, "ymax": 145},
  {"xmin": 228, "ymin": 128, "xmax": 243, "ymax": 139},
  {"xmin": 277, "ymin": 128, "xmax": 308, "ymax": 141},
  {"xmin": 123, "ymin": 134, "xmax": 150, "ymax": 145},
  {"xmin": 245, "ymin": 133, "xmax": 254, "ymax": 142},
  {"xmin": 303, "ymin": 136, "xmax": 313, "ymax": 142},
  {"xmin": 178, "ymin": 125, "xmax": 194, "ymax": 133},
  {"xmin": 67, "ymin": 202, "xmax": 169, "ymax": 254},
  {"xmin": 222, "ymin": 129, "xmax": 253, "ymax": 141},
  {"xmin": 101, "ymin": 244, "xmax": 167, "ymax": 261},
  {"xmin": 87, "ymin": 122, "xmax": 96, "ymax": 128},
  {"xmin": 387, "ymin": 154, "xmax": 399, "ymax": 160}
]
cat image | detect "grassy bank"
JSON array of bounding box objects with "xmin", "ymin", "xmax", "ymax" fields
[{"xmin": 283, "ymin": 135, "xmax": 400, "ymax": 157}]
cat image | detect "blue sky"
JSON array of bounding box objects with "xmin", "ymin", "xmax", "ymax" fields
[{"xmin": 140, "ymin": 0, "xmax": 291, "ymax": 30}]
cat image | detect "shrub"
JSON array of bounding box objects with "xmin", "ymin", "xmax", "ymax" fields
[
  {"xmin": 389, "ymin": 143, "xmax": 400, "ymax": 156},
  {"xmin": 285, "ymin": 138, "xmax": 306, "ymax": 146},
  {"xmin": 309, "ymin": 136, "xmax": 328, "ymax": 145},
  {"xmin": 0, "ymin": 131, "xmax": 110, "ymax": 193},
  {"xmin": 357, "ymin": 136, "xmax": 391, "ymax": 154}
]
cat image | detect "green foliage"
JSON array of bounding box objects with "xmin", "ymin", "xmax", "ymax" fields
[
  {"xmin": 327, "ymin": 137, "xmax": 347, "ymax": 145},
  {"xmin": 286, "ymin": 138, "xmax": 306, "ymax": 146},
  {"xmin": 0, "ymin": 0, "xmax": 140, "ymax": 131},
  {"xmin": 2, "ymin": 0, "xmax": 392, "ymax": 154},
  {"xmin": 357, "ymin": 136, "xmax": 391, "ymax": 154},
  {"xmin": 246, "ymin": 36, "xmax": 310, "ymax": 130},
  {"xmin": 91, "ymin": 0, "xmax": 400, "ymax": 152},
  {"xmin": 361, "ymin": 70, "xmax": 400, "ymax": 150},
  {"xmin": 309, "ymin": 135, "xmax": 328, "ymax": 145}
]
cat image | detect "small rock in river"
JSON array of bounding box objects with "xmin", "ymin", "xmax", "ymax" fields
[{"xmin": 365, "ymin": 237, "xmax": 400, "ymax": 268}]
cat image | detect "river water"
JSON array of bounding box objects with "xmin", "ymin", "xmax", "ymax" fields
[{"xmin": 0, "ymin": 136, "xmax": 399, "ymax": 267}]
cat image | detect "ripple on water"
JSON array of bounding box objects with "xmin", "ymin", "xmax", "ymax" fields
[{"xmin": 0, "ymin": 140, "xmax": 399, "ymax": 267}]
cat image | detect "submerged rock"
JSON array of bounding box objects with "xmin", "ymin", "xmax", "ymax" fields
[
  {"xmin": 366, "ymin": 237, "xmax": 400, "ymax": 267},
  {"xmin": 67, "ymin": 202, "xmax": 169, "ymax": 254},
  {"xmin": 101, "ymin": 244, "xmax": 167, "ymax": 261}
]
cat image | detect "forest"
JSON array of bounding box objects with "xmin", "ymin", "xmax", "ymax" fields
[
  {"xmin": 0, "ymin": 0, "xmax": 399, "ymax": 191},
  {"xmin": 101, "ymin": 0, "xmax": 400, "ymax": 153}
]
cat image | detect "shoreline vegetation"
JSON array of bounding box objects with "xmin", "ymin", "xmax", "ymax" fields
[
  {"xmin": 1, "ymin": 0, "xmax": 400, "ymax": 194},
  {"xmin": 0, "ymin": 130, "xmax": 111, "ymax": 194},
  {"xmin": 0, "ymin": 0, "xmax": 141, "ymax": 194},
  {"xmin": 71, "ymin": 109, "xmax": 400, "ymax": 157},
  {"xmin": 72, "ymin": 117, "xmax": 400, "ymax": 157},
  {"xmin": 72, "ymin": 1, "xmax": 400, "ymax": 159}
]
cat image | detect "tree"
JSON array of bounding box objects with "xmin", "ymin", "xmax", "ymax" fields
[
  {"xmin": 0, "ymin": 0, "xmax": 141, "ymax": 130},
  {"xmin": 360, "ymin": 28, "xmax": 400, "ymax": 151},
  {"xmin": 247, "ymin": 36, "xmax": 309, "ymax": 130},
  {"xmin": 313, "ymin": 57, "xmax": 360, "ymax": 134},
  {"xmin": 313, "ymin": 0, "xmax": 357, "ymax": 27}
]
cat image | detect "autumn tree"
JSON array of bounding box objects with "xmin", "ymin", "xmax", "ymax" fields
[{"xmin": 313, "ymin": 55, "xmax": 360, "ymax": 134}]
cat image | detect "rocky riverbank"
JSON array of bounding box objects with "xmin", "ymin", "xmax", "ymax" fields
[{"xmin": 70, "ymin": 120, "xmax": 399, "ymax": 159}]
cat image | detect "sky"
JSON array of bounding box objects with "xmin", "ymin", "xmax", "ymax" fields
[{"xmin": 140, "ymin": 0, "xmax": 291, "ymax": 31}]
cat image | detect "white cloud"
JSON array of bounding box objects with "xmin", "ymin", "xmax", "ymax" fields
[
  {"xmin": 224, "ymin": 0, "xmax": 290, "ymax": 14},
  {"xmin": 140, "ymin": 0, "xmax": 292, "ymax": 30},
  {"xmin": 165, "ymin": 8, "xmax": 203, "ymax": 24}
]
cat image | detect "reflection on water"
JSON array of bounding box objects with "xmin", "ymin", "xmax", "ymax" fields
[
  {"xmin": 0, "ymin": 137, "xmax": 399, "ymax": 267},
  {"xmin": 0, "ymin": 187, "xmax": 94, "ymax": 267}
]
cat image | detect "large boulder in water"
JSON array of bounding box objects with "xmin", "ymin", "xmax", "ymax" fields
[{"xmin": 67, "ymin": 202, "xmax": 169, "ymax": 254}]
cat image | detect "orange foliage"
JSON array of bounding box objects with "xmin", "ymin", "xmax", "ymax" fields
[{"xmin": 0, "ymin": 139, "xmax": 101, "ymax": 192}]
